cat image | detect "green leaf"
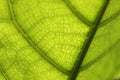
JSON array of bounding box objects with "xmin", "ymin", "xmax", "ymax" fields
[{"xmin": 0, "ymin": 0, "xmax": 120, "ymax": 80}]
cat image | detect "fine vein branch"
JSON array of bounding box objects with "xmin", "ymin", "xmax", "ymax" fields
[
  {"xmin": 99, "ymin": 10, "xmax": 120, "ymax": 27},
  {"xmin": 0, "ymin": 65, "xmax": 10, "ymax": 80},
  {"xmin": 7, "ymin": 0, "xmax": 70, "ymax": 75},
  {"xmin": 69, "ymin": 0, "xmax": 110, "ymax": 80},
  {"xmin": 63, "ymin": 0, "xmax": 93, "ymax": 27}
]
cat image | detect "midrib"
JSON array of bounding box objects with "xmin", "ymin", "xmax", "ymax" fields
[{"xmin": 68, "ymin": 0, "xmax": 110, "ymax": 80}]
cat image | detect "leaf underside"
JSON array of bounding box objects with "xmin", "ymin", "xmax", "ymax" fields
[{"xmin": 0, "ymin": 0, "xmax": 120, "ymax": 80}]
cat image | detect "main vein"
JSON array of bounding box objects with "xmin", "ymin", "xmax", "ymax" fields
[
  {"xmin": 7, "ymin": 0, "xmax": 70, "ymax": 75},
  {"xmin": 80, "ymin": 39, "xmax": 120, "ymax": 72},
  {"xmin": 69, "ymin": 0, "xmax": 110, "ymax": 80}
]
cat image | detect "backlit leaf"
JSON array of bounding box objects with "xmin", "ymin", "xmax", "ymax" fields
[{"xmin": 0, "ymin": 0, "xmax": 120, "ymax": 80}]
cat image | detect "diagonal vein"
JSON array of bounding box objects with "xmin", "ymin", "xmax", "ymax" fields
[
  {"xmin": 69, "ymin": 0, "xmax": 110, "ymax": 80},
  {"xmin": 99, "ymin": 10, "xmax": 120, "ymax": 27},
  {"xmin": 63, "ymin": 0, "xmax": 94, "ymax": 27},
  {"xmin": 79, "ymin": 39, "xmax": 120, "ymax": 72},
  {"xmin": 0, "ymin": 65, "xmax": 10, "ymax": 80},
  {"xmin": 5, "ymin": 0, "xmax": 119, "ymax": 78},
  {"xmin": 7, "ymin": 0, "xmax": 70, "ymax": 75}
]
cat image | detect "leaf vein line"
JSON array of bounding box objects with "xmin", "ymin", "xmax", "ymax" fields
[
  {"xmin": 80, "ymin": 39, "xmax": 120, "ymax": 72},
  {"xmin": 7, "ymin": 0, "xmax": 70, "ymax": 75},
  {"xmin": 0, "ymin": 65, "xmax": 10, "ymax": 80},
  {"xmin": 69, "ymin": 0, "xmax": 110, "ymax": 80},
  {"xmin": 99, "ymin": 10, "xmax": 120, "ymax": 27},
  {"xmin": 63, "ymin": 0, "xmax": 93, "ymax": 27}
]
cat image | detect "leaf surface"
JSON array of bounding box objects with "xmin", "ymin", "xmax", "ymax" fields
[{"xmin": 0, "ymin": 0, "xmax": 120, "ymax": 80}]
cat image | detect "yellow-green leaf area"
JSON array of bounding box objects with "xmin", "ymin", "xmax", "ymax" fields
[
  {"xmin": 0, "ymin": 0, "xmax": 11, "ymax": 20},
  {"xmin": 82, "ymin": 13, "xmax": 120, "ymax": 67},
  {"xmin": 11, "ymin": 0, "xmax": 90, "ymax": 70},
  {"xmin": 0, "ymin": 0, "xmax": 120, "ymax": 80},
  {"xmin": 101, "ymin": 0, "xmax": 120, "ymax": 22},
  {"xmin": 68, "ymin": 0, "xmax": 105, "ymax": 22},
  {"xmin": 0, "ymin": 22, "xmax": 68, "ymax": 80}
]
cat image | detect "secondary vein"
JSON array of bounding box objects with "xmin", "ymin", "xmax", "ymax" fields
[
  {"xmin": 7, "ymin": 0, "xmax": 70, "ymax": 75},
  {"xmin": 0, "ymin": 65, "xmax": 10, "ymax": 80},
  {"xmin": 69, "ymin": 0, "xmax": 110, "ymax": 80},
  {"xmin": 79, "ymin": 39, "xmax": 120, "ymax": 72},
  {"xmin": 63, "ymin": 0, "xmax": 94, "ymax": 27},
  {"xmin": 99, "ymin": 10, "xmax": 120, "ymax": 27}
]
